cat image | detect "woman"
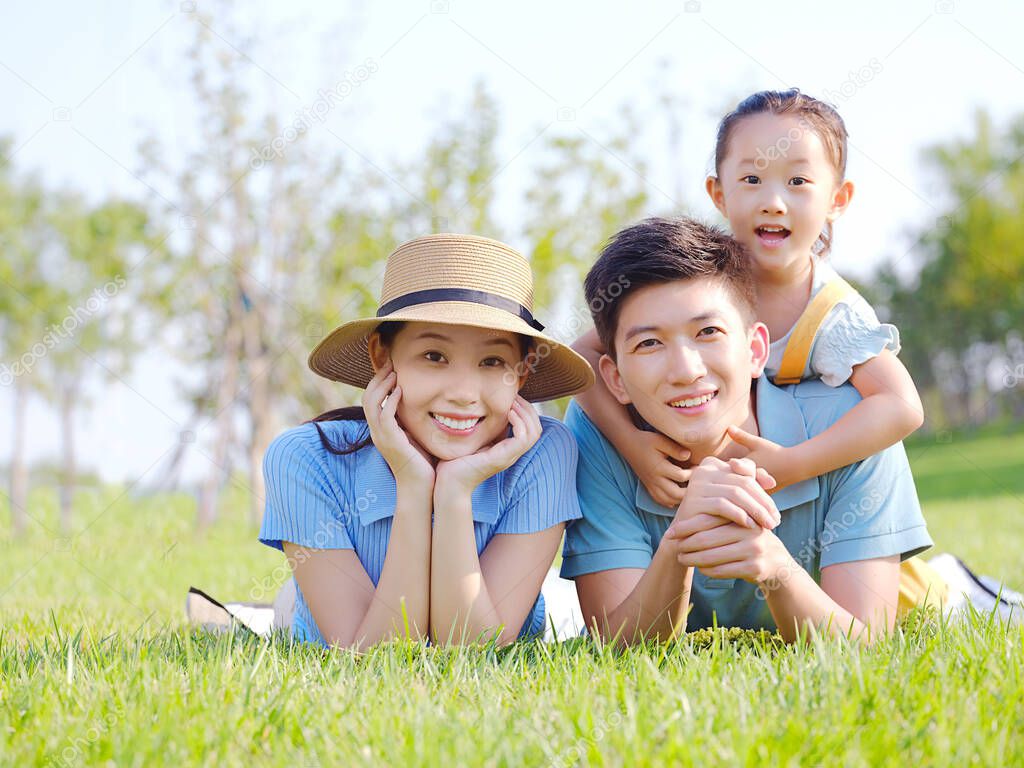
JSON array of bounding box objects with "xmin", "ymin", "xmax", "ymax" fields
[{"xmin": 259, "ymin": 233, "xmax": 594, "ymax": 649}]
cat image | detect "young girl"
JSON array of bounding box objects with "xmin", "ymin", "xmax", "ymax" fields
[
  {"xmin": 573, "ymin": 89, "xmax": 924, "ymax": 508},
  {"xmin": 260, "ymin": 233, "xmax": 594, "ymax": 649}
]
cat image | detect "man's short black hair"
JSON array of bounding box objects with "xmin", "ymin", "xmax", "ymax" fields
[{"xmin": 584, "ymin": 216, "xmax": 757, "ymax": 358}]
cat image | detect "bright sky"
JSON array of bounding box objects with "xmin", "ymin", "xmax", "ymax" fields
[{"xmin": 3, "ymin": 0, "xmax": 1023, "ymax": 485}]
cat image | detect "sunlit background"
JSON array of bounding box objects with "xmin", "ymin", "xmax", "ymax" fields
[{"xmin": 2, "ymin": 0, "xmax": 1022, "ymax": 530}]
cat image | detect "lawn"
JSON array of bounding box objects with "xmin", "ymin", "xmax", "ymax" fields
[{"xmin": 2, "ymin": 428, "xmax": 1023, "ymax": 766}]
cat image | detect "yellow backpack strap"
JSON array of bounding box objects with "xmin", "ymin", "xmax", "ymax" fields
[
  {"xmin": 898, "ymin": 557, "xmax": 950, "ymax": 617},
  {"xmin": 773, "ymin": 276, "xmax": 857, "ymax": 385}
]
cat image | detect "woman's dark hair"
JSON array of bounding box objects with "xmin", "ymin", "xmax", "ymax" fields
[
  {"xmin": 713, "ymin": 88, "xmax": 848, "ymax": 257},
  {"xmin": 306, "ymin": 320, "xmax": 534, "ymax": 456},
  {"xmin": 304, "ymin": 321, "xmax": 403, "ymax": 456},
  {"xmin": 585, "ymin": 216, "xmax": 757, "ymax": 359}
]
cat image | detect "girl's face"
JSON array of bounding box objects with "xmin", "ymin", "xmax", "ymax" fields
[
  {"xmin": 706, "ymin": 112, "xmax": 854, "ymax": 277},
  {"xmin": 369, "ymin": 322, "xmax": 528, "ymax": 461}
]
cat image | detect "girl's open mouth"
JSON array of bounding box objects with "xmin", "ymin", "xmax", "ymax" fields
[{"xmin": 756, "ymin": 225, "xmax": 790, "ymax": 248}]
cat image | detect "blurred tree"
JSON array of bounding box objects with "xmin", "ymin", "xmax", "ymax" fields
[
  {"xmin": 406, "ymin": 81, "xmax": 502, "ymax": 238},
  {"xmin": 44, "ymin": 195, "xmax": 151, "ymax": 533},
  {"xmin": 516, "ymin": 116, "xmax": 652, "ymax": 417},
  {"xmin": 138, "ymin": 5, "xmax": 423, "ymax": 528},
  {"xmin": 871, "ymin": 109, "xmax": 1024, "ymax": 429},
  {"xmin": 0, "ymin": 147, "xmax": 49, "ymax": 536},
  {"xmin": 138, "ymin": 7, "xmax": 334, "ymax": 528},
  {"xmin": 520, "ymin": 109, "xmax": 652, "ymax": 418}
]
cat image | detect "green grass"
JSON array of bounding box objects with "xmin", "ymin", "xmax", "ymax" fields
[
  {"xmin": 904, "ymin": 428, "xmax": 1024, "ymax": 588},
  {"xmin": 2, "ymin": 430, "xmax": 1023, "ymax": 766}
]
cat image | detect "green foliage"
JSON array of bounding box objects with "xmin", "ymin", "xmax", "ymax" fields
[
  {"xmin": 414, "ymin": 81, "xmax": 503, "ymax": 238},
  {"xmin": 0, "ymin": 150, "xmax": 54, "ymax": 367},
  {"xmin": 872, "ymin": 109, "xmax": 1024, "ymax": 428},
  {"xmin": 44, "ymin": 195, "xmax": 153, "ymax": 382},
  {"xmin": 5, "ymin": 12, "xmax": 1023, "ymax": 531},
  {"xmin": 0, "ymin": 154, "xmax": 152, "ymax": 396},
  {"xmin": 523, "ymin": 113, "xmax": 653, "ymax": 314}
]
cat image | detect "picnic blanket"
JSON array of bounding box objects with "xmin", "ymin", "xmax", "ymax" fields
[{"xmin": 186, "ymin": 569, "xmax": 587, "ymax": 642}]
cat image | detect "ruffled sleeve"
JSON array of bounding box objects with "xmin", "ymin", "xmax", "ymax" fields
[{"xmin": 810, "ymin": 296, "xmax": 901, "ymax": 387}]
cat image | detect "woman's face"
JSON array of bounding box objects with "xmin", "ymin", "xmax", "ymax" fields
[{"xmin": 369, "ymin": 322, "xmax": 529, "ymax": 461}]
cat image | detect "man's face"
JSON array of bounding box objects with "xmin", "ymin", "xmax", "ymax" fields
[{"xmin": 599, "ymin": 278, "xmax": 769, "ymax": 459}]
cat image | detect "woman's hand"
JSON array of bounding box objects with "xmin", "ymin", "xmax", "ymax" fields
[
  {"xmin": 435, "ymin": 395, "xmax": 542, "ymax": 497},
  {"xmin": 361, "ymin": 360, "xmax": 435, "ymax": 488}
]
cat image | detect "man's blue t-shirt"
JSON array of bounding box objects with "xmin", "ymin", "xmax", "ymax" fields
[{"xmin": 560, "ymin": 376, "xmax": 933, "ymax": 631}]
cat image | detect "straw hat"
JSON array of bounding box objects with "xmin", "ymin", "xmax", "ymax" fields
[{"xmin": 308, "ymin": 233, "xmax": 595, "ymax": 402}]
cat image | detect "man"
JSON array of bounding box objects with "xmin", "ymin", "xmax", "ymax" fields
[{"xmin": 561, "ymin": 217, "xmax": 931, "ymax": 644}]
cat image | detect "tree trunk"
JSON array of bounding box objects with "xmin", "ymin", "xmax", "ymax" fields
[
  {"xmin": 59, "ymin": 381, "xmax": 76, "ymax": 535},
  {"xmin": 242, "ymin": 295, "xmax": 274, "ymax": 528},
  {"xmin": 1012, "ymin": 387, "xmax": 1024, "ymax": 421},
  {"xmin": 956, "ymin": 354, "xmax": 972, "ymax": 428},
  {"xmin": 230, "ymin": 146, "xmax": 270, "ymax": 529},
  {"xmin": 930, "ymin": 357, "xmax": 957, "ymax": 432},
  {"xmin": 9, "ymin": 377, "xmax": 28, "ymax": 536},
  {"xmin": 246, "ymin": 356, "xmax": 273, "ymax": 527},
  {"xmin": 197, "ymin": 305, "xmax": 243, "ymax": 530}
]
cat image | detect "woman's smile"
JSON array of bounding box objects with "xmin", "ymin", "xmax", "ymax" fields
[{"xmin": 431, "ymin": 412, "xmax": 485, "ymax": 434}]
